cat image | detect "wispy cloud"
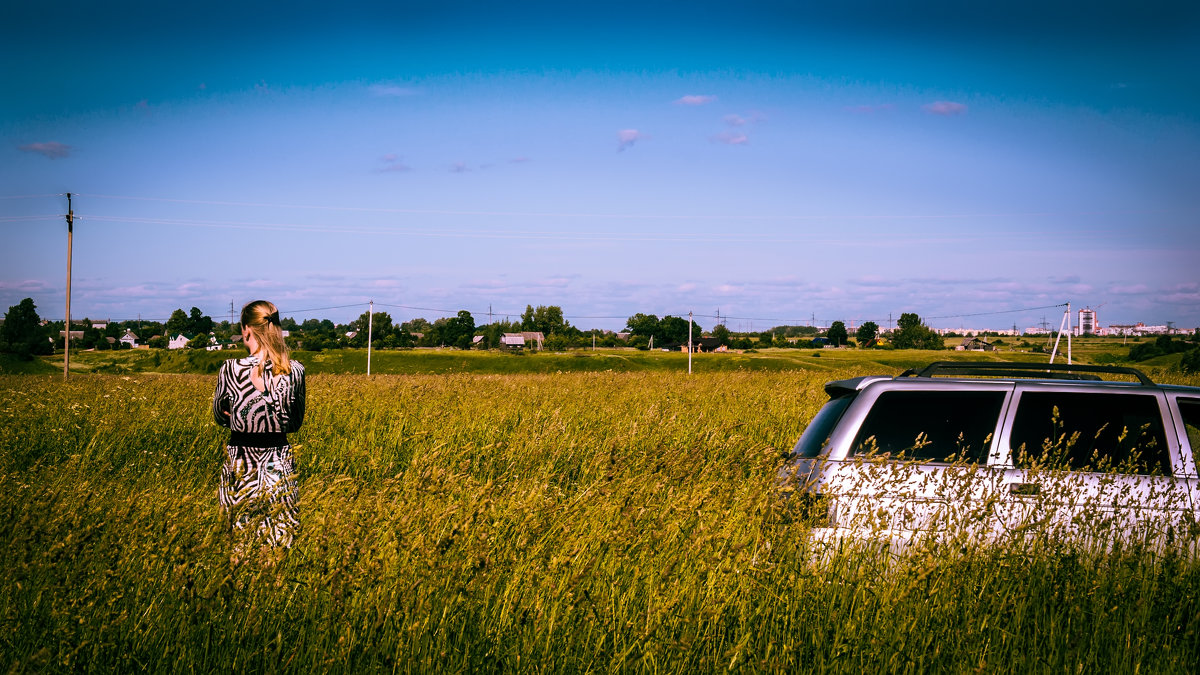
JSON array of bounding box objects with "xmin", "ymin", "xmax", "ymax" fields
[
  {"xmin": 674, "ymin": 95, "xmax": 717, "ymax": 106},
  {"xmin": 376, "ymin": 154, "xmax": 412, "ymax": 173},
  {"xmin": 369, "ymin": 84, "xmax": 420, "ymax": 97},
  {"xmin": 723, "ymin": 114, "xmax": 745, "ymax": 127},
  {"xmin": 1108, "ymin": 283, "xmax": 1150, "ymax": 295},
  {"xmin": 18, "ymin": 142, "xmax": 71, "ymax": 159},
  {"xmin": 617, "ymin": 129, "xmax": 647, "ymax": 152},
  {"xmin": 922, "ymin": 101, "xmax": 968, "ymax": 116},
  {"xmin": 711, "ymin": 131, "xmax": 749, "ymax": 146},
  {"xmin": 450, "ymin": 161, "xmax": 470, "ymax": 173}
]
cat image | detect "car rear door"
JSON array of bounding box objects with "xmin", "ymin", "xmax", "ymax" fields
[
  {"xmin": 994, "ymin": 385, "xmax": 1191, "ymax": 547},
  {"xmin": 823, "ymin": 382, "xmax": 1011, "ymax": 542}
]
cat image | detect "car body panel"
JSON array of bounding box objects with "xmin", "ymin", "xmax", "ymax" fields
[{"xmin": 784, "ymin": 364, "xmax": 1200, "ymax": 552}]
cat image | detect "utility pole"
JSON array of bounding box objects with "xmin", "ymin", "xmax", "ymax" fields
[
  {"xmin": 688, "ymin": 311, "xmax": 694, "ymax": 375},
  {"xmin": 367, "ymin": 300, "xmax": 374, "ymax": 376},
  {"xmin": 64, "ymin": 193, "xmax": 73, "ymax": 379}
]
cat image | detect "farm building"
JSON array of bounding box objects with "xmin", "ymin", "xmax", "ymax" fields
[{"xmin": 957, "ymin": 337, "xmax": 996, "ymax": 351}]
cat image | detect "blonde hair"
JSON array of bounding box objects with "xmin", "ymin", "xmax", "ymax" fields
[{"xmin": 241, "ymin": 300, "xmax": 291, "ymax": 376}]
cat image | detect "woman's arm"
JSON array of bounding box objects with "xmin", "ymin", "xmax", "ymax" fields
[
  {"xmin": 212, "ymin": 361, "xmax": 232, "ymax": 428},
  {"xmin": 283, "ymin": 364, "xmax": 306, "ymax": 433}
]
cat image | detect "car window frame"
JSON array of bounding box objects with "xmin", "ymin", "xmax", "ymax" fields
[
  {"xmin": 826, "ymin": 380, "xmax": 1014, "ymax": 466},
  {"xmin": 996, "ymin": 383, "xmax": 1181, "ymax": 476},
  {"xmin": 1165, "ymin": 393, "xmax": 1200, "ymax": 477}
]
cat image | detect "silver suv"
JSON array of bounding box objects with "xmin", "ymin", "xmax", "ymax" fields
[{"xmin": 780, "ymin": 362, "xmax": 1200, "ymax": 551}]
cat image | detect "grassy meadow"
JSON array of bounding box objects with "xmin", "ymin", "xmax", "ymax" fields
[
  {"xmin": 4, "ymin": 340, "xmax": 1138, "ymax": 377},
  {"xmin": 3, "ymin": 357, "xmax": 1200, "ymax": 672}
]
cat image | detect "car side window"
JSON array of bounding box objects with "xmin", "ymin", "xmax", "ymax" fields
[
  {"xmin": 851, "ymin": 390, "xmax": 1004, "ymax": 464},
  {"xmin": 1010, "ymin": 392, "xmax": 1169, "ymax": 475},
  {"xmin": 1178, "ymin": 398, "xmax": 1200, "ymax": 457}
]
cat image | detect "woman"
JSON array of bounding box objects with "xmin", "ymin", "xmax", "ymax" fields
[{"xmin": 213, "ymin": 300, "xmax": 306, "ymax": 555}]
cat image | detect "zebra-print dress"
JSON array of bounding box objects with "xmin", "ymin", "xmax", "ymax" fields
[{"xmin": 212, "ymin": 356, "xmax": 306, "ymax": 548}]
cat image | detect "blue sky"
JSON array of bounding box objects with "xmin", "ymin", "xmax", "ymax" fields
[{"xmin": 3, "ymin": 0, "xmax": 1198, "ymax": 332}]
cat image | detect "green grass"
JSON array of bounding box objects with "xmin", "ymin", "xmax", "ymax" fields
[
  {"xmin": 2, "ymin": 369, "xmax": 1199, "ymax": 671},
  {"xmin": 14, "ymin": 344, "xmax": 1073, "ymax": 377}
]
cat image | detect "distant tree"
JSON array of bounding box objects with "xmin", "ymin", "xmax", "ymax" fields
[
  {"xmin": 658, "ymin": 315, "xmax": 700, "ymax": 345},
  {"xmin": 892, "ymin": 313, "xmax": 943, "ymax": 350},
  {"xmin": 280, "ymin": 316, "xmax": 298, "ymax": 331},
  {"xmin": 711, "ymin": 324, "xmax": 730, "ymax": 346},
  {"xmin": 186, "ymin": 334, "xmax": 209, "ymax": 349},
  {"xmin": 827, "ymin": 321, "xmax": 849, "ymax": 347},
  {"xmin": 856, "ymin": 321, "xmax": 879, "ymax": 345},
  {"xmin": 521, "ymin": 305, "xmax": 567, "ymax": 335},
  {"xmin": 628, "ymin": 335, "xmax": 651, "ymax": 350},
  {"xmin": 768, "ymin": 325, "xmax": 820, "ymax": 338},
  {"xmin": 1, "ymin": 298, "xmax": 51, "ymax": 358},
  {"xmin": 625, "ymin": 313, "xmax": 661, "ymax": 341},
  {"xmin": 444, "ymin": 310, "xmax": 476, "ymax": 349},
  {"xmin": 355, "ymin": 310, "xmax": 394, "ymax": 341},
  {"xmin": 403, "ymin": 318, "xmax": 432, "ymax": 333},
  {"xmin": 147, "ymin": 335, "xmax": 168, "ymax": 349},
  {"xmin": 1182, "ymin": 348, "xmax": 1200, "ymax": 375},
  {"xmin": 165, "ymin": 309, "xmax": 191, "ymax": 336},
  {"xmin": 897, "ymin": 312, "xmax": 921, "ymax": 332},
  {"xmin": 188, "ymin": 307, "xmax": 213, "ymax": 335}
]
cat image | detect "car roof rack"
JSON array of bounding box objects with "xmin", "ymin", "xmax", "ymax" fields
[{"xmin": 898, "ymin": 361, "xmax": 1155, "ymax": 386}]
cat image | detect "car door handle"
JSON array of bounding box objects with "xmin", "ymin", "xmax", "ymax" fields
[{"xmin": 1009, "ymin": 482, "xmax": 1040, "ymax": 496}]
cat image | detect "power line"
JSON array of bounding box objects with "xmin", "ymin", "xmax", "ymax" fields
[
  {"xmin": 0, "ymin": 215, "xmax": 62, "ymax": 222},
  {"xmin": 71, "ymin": 192, "xmax": 1193, "ymax": 222},
  {"xmin": 66, "ymin": 213, "xmax": 1047, "ymax": 245},
  {"xmin": 923, "ymin": 303, "xmax": 1068, "ymax": 320}
]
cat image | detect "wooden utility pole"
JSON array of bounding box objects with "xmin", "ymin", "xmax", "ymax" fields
[
  {"xmin": 367, "ymin": 300, "xmax": 374, "ymax": 376},
  {"xmin": 64, "ymin": 193, "xmax": 73, "ymax": 379}
]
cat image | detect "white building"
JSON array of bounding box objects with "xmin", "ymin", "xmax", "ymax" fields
[{"xmin": 1077, "ymin": 308, "xmax": 1099, "ymax": 335}]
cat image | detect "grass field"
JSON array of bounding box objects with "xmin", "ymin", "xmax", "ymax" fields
[
  {"xmin": 5, "ymin": 337, "xmax": 1183, "ymax": 378},
  {"xmin": 3, "ymin": 360, "xmax": 1200, "ymax": 672}
]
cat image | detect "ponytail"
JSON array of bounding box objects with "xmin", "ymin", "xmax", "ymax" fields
[{"xmin": 240, "ymin": 300, "xmax": 292, "ymax": 376}]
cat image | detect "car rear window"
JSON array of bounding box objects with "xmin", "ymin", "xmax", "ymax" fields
[
  {"xmin": 1010, "ymin": 392, "xmax": 1169, "ymax": 475},
  {"xmin": 792, "ymin": 395, "xmax": 854, "ymax": 458},
  {"xmin": 851, "ymin": 390, "xmax": 1004, "ymax": 464}
]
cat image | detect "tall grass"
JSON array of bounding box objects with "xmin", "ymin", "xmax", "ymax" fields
[{"xmin": 2, "ymin": 371, "xmax": 1199, "ymax": 672}]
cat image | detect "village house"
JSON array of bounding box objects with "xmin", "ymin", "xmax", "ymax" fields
[
  {"xmin": 681, "ymin": 337, "xmax": 727, "ymax": 353},
  {"xmin": 957, "ymin": 337, "xmax": 996, "ymax": 352}
]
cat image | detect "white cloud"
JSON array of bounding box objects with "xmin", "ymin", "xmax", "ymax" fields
[
  {"xmin": 922, "ymin": 101, "xmax": 968, "ymax": 116},
  {"xmin": 674, "ymin": 95, "xmax": 717, "ymax": 106},
  {"xmin": 376, "ymin": 154, "xmax": 412, "ymax": 173},
  {"xmin": 18, "ymin": 142, "xmax": 71, "ymax": 159},
  {"xmin": 617, "ymin": 129, "xmax": 647, "ymax": 152},
  {"xmin": 711, "ymin": 131, "xmax": 749, "ymax": 145}
]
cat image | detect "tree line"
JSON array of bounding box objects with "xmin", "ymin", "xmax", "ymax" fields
[{"xmin": 3, "ymin": 298, "xmax": 958, "ymax": 358}]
